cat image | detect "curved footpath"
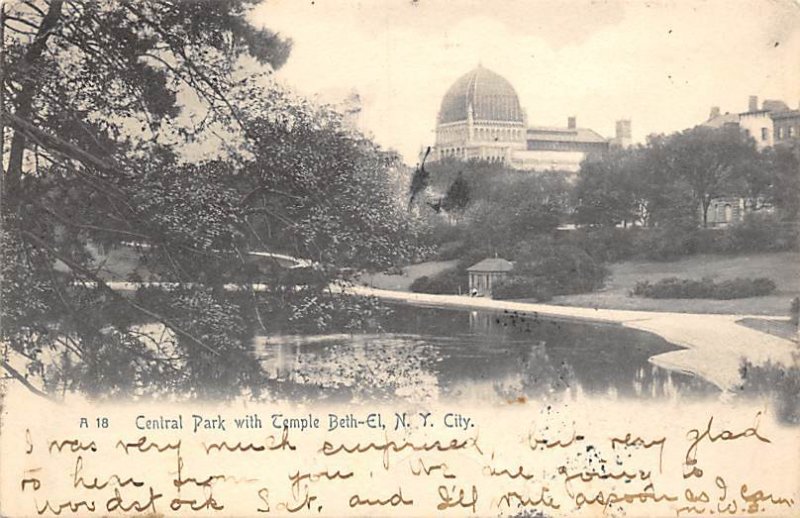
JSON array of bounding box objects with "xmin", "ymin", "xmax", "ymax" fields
[{"xmin": 346, "ymin": 285, "xmax": 798, "ymax": 393}]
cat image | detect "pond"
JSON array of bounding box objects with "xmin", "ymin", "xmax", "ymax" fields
[{"xmin": 254, "ymin": 303, "xmax": 720, "ymax": 404}]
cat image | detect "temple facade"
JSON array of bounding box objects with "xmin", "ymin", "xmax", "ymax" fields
[{"xmin": 432, "ymin": 66, "xmax": 623, "ymax": 172}]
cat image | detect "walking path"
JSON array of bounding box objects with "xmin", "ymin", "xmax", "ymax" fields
[{"xmin": 346, "ymin": 285, "xmax": 798, "ymax": 393}]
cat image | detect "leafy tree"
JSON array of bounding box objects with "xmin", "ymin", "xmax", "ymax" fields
[
  {"xmin": 763, "ymin": 142, "xmax": 800, "ymax": 221},
  {"xmin": 425, "ymin": 156, "xmax": 506, "ymax": 194},
  {"xmin": 635, "ymin": 134, "xmax": 699, "ymax": 229},
  {"xmin": 461, "ymin": 173, "xmax": 567, "ymax": 255},
  {"xmin": 1, "ymin": 1, "xmax": 420, "ymax": 399},
  {"xmin": 441, "ymin": 171, "xmax": 470, "ymax": 215},
  {"xmin": 574, "ymin": 147, "xmax": 647, "ymax": 227},
  {"xmin": 729, "ymin": 151, "xmax": 772, "ymax": 212},
  {"xmin": 660, "ymin": 126, "xmax": 757, "ymax": 227}
]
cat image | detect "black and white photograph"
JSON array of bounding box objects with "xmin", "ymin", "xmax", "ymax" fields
[{"xmin": 1, "ymin": 1, "xmax": 798, "ymax": 516}]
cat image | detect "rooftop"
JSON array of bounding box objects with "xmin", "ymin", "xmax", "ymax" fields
[
  {"xmin": 770, "ymin": 110, "xmax": 800, "ymax": 120},
  {"xmin": 438, "ymin": 66, "xmax": 524, "ymax": 125},
  {"xmin": 527, "ymin": 126, "xmax": 608, "ymax": 144},
  {"xmin": 467, "ymin": 258, "xmax": 514, "ymax": 272},
  {"xmin": 701, "ymin": 112, "xmax": 740, "ymax": 129}
]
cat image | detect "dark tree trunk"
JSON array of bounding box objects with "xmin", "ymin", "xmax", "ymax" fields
[
  {"xmin": 701, "ymin": 196, "xmax": 710, "ymax": 228},
  {"xmin": 3, "ymin": 0, "xmax": 63, "ymax": 204}
]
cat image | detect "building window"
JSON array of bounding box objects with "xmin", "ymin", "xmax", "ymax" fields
[
  {"xmin": 777, "ymin": 127, "xmax": 783, "ymax": 139},
  {"xmin": 761, "ymin": 127, "xmax": 768, "ymax": 141},
  {"xmin": 790, "ymin": 126, "xmax": 796, "ymax": 137}
]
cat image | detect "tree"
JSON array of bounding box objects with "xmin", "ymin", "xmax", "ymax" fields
[
  {"xmin": 462, "ymin": 173, "xmax": 567, "ymax": 255},
  {"xmin": 574, "ymin": 148, "xmax": 647, "ymax": 227},
  {"xmin": 3, "ymin": 1, "xmax": 292, "ymax": 202},
  {"xmin": 441, "ymin": 171, "xmax": 470, "ymax": 216},
  {"xmin": 425, "ymin": 156, "xmax": 506, "ymax": 194},
  {"xmin": 763, "ymin": 142, "xmax": 800, "ymax": 221},
  {"xmin": 1, "ymin": 1, "xmax": 420, "ymax": 399},
  {"xmin": 660, "ymin": 126, "xmax": 757, "ymax": 227}
]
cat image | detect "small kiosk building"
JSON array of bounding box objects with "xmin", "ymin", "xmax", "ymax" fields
[{"xmin": 467, "ymin": 258, "xmax": 513, "ymax": 297}]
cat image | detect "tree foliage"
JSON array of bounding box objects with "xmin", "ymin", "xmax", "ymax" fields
[
  {"xmin": 441, "ymin": 172, "xmax": 470, "ymax": 214},
  {"xmin": 1, "ymin": 0, "xmax": 420, "ymax": 399},
  {"xmin": 574, "ymin": 148, "xmax": 646, "ymax": 227},
  {"xmin": 665, "ymin": 126, "xmax": 758, "ymax": 227},
  {"xmin": 575, "ymin": 126, "xmax": 789, "ymax": 229},
  {"xmin": 763, "ymin": 142, "xmax": 800, "ymax": 221}
]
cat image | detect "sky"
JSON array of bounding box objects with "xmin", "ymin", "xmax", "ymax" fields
[{"xmin": 250, "ymin": 0, "xmax": 800, "ymax": 163}]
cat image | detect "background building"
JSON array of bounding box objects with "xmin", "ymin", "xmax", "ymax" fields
[
  {"xmin": 432, "ymin": 66, "xmax": 618, "ymax": 172},
  {"xmin": 434, "ymin": 65, "xmax": 527, "ymax": 164},
  {"xmin": 609, "ymin": 119, "xmax": 633, "ymax": 149},
  {"xmin": 702, "ymin": 95, "xmax": 800, "ymax": 150},
  {"xmin": 699, "ymin": 96, "xmax": 800, "ymax": 227}
]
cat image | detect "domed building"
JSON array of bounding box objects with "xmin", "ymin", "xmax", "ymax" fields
[
  {"xmin": 433, "ymin": 65, "xmax": 616, "ymax": 172},
  {"xmin": 435, "ymin": 66, "xmax": 527, "ymax": 163}
]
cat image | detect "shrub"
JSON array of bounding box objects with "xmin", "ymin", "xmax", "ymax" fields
[
  {"xmin": 409, "ymin": 268, "xmax": 466, "ymax": 295},
  {"xmin": 691, "ymin": 227, "xmax": 735, "ymax": 254},
  {"xmin": 562, "ymin": 227, "xmax": 637, "ymax": 263},
  {"xmin": 632, "ymin": 277, "xmax": 776, "ymax": 299},
  {"xmin": 724, "ymin": 213, "xmax": 799, "ymax": 253},
  {"xmin": 507, "ymin": 242, "xmax": 607, "ymax": 297},
  {"xmin": 515, "ymin": 244, "xmax": 608, "ymax": 295},
  {"xmin": 632, "ymin": 226, "xmax": 700, "ymax": 261},
  {"xmin": 569, "ymin": 214, "xmax": 798, "ymax": 262},
  {"xmin": 492, "ymin": 276, "xmax": 553, "ymax": 301}
]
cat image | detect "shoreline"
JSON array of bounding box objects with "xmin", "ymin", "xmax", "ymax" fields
[{"xmin": 346, "ymin": 285, "xmax": 798, "ymax": 392}]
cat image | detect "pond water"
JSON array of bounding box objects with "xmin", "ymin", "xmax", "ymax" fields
[{"xmin": 254, "ymin": 304, "xmax": 720, "ymax": 404}]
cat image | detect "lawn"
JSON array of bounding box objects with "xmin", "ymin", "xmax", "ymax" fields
[
  {"xmin": 357, "ymin": 260, "xmax": 459, "ymax": 291},
  {"xmin": 85, "ymin": 242, "xmax": 798, "ymax": 318},
  {"xmin": 550, "ymin": 252, "xmax": 800, "ymax": 316}
]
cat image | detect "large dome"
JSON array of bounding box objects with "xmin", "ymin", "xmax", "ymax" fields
[{"xmin": 438, "ymin": 66, "xmax": 524, "ymax": 124}]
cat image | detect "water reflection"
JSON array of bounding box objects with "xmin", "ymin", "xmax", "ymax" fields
[{"xmin": 254, "ymin": 304, "xmax": 719, "ymax": 404}]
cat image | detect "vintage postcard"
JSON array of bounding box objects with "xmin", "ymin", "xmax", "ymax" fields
[{"xmin": 1, "ymin": 0, "xmax": 799, "ymax": 516}]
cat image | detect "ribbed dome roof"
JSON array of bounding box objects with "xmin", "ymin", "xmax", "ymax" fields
[{"xmin": 438, "ymin": 66, "xmax": 524, "ymax": 124}]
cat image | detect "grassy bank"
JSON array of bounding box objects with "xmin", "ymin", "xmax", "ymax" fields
[
  {"xmin": 547, "ymin": 252, "xmax": 799, "ymax": 315},
  {"xmin": 369, "ymin": 252, "xmax": 799, "ymax": 316}
]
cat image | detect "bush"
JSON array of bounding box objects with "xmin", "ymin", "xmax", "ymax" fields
[
  {"xmin": 632, "ymin": 226, "xmax": 700, "ymax": 261},
  {"xmin": 724, "ymin": 213, "xmax": 799, "ymax": 253},
  {"xmin": 691, "ymin": 227, "xmax": 735, "ymax": 255},
  {"xmin": 570, "ymin": 214, "xmax": 797, "ymax": 262},
  {"xmin": 492, "ymin": 276, "xmax": 553, "ymax": 301},
  {"xmin": 515, "ymin": 244, "xmax": 608, "ymax": 295},
  {"xmin": 565, "ymin": 227, "xmax": 637, "ymax": 263},
  {"xmin": 409, "ymin": 269, "xmax": 466, "ymax": 295},
  {"xmin": 632, "ymin": 277, "xmax": 776, "ymax": 299},
  {"xmin": 687, "ymin": 214, "xmax": 798, "ymax": 256}
]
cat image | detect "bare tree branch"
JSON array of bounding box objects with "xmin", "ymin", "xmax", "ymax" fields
[
  {"xmin": 1, "ymin": 360, "xmax": 56, "ymax": 401},
  {"xmin": 4, "ymin": 13, "xmax": 42, "ymax": 31}
]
